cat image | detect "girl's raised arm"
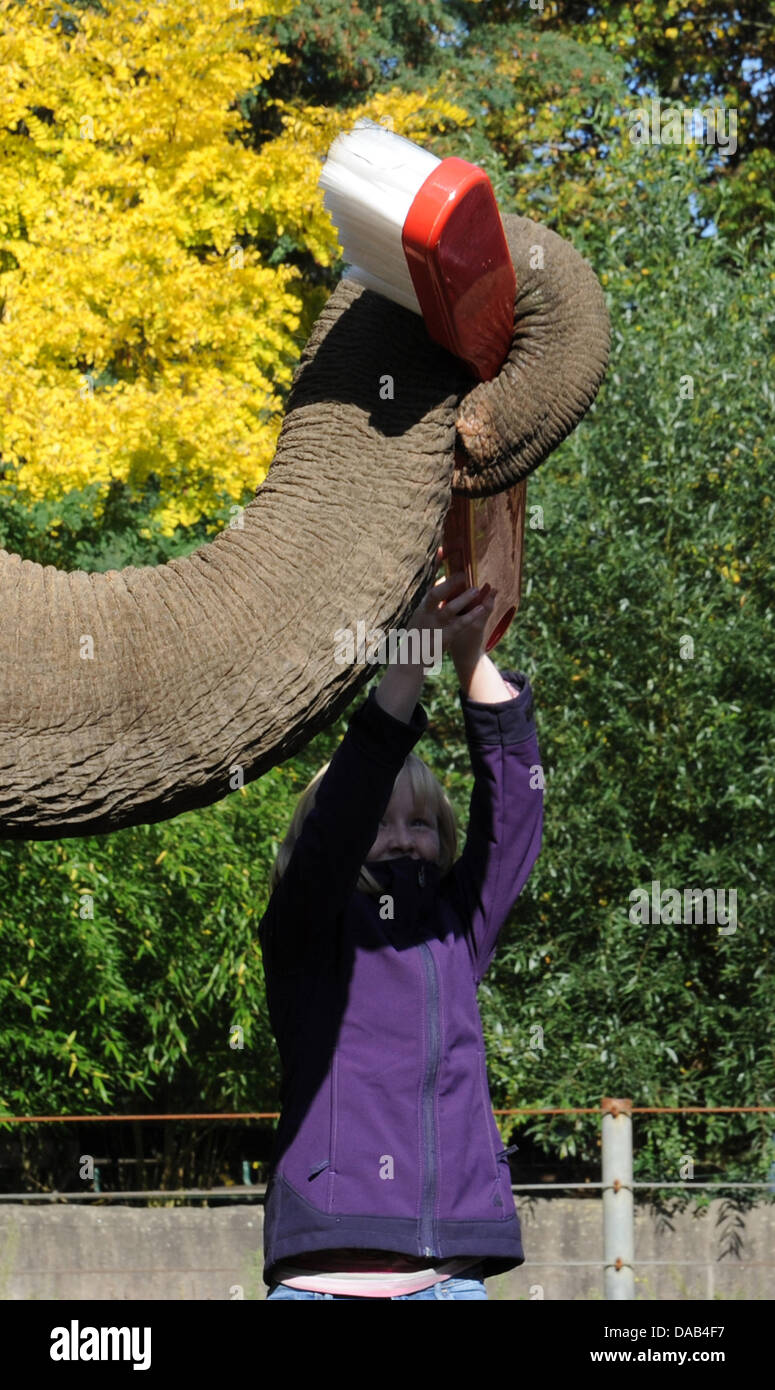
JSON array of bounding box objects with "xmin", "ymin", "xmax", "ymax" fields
[
  {"xmin": 450, "ymin": 664, "xmax": 543, "ymax": 981},
  {"xmin": 446, "ymin": 611, "xmax": 543, "ymax": 982}
]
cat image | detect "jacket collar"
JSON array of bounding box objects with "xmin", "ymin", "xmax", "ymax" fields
[
  {"xmin": 366, "ymin": 855, "xmax": 443, "ymax": 892},
  {"xmin": 365, "ymin": 857, "xmax": 443, "ymax": 937}
]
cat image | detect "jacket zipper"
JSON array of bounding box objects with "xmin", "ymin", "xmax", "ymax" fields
[{"xmin": 417, "ymin": 861, "xmax": 439, "ymax": 1256}]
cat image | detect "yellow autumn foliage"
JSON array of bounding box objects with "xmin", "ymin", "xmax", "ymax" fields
[{"xmin": 0, "ymin": 0, "xmax": 470, "ymax": 533}]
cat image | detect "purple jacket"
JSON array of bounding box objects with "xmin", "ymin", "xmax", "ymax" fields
[{"xmin": 258, "ymin": 667, "xmax": 542, "ymax": 1285}]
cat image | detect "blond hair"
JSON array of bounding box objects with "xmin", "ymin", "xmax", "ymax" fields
[{"xmin": 269, "ymin": 752, "xmax": 458, "ymax": 899}]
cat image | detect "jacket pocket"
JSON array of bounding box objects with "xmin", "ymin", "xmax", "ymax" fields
[
  {"xmin": 307, "ymin": 1159, "xmax": 330, "ymax": 1182},
  {"xmin": 497, "ymin": 1144, "xmax": 519, "ymax": 1161},
  {"xmin": 491, "ymin": 1145, "xmax": 518, "ymax": 1209}
]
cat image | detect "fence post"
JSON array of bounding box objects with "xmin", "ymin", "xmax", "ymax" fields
[{"xmin": 601, "ymin": 1097, "xmax": 634, "ymax": 1300}]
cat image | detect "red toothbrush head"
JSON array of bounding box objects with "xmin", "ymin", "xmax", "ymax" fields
[{"xmin": 401, "ymin": 157, "xmax": 516, "ymax": 383}]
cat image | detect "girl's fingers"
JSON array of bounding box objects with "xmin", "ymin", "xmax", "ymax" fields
[
  {"xmin": 443, "ymin": 583, "xmax": 485, "ymax": 611},
  {"xmin": 431, "ymin": 573, "xmax": 469, "ymax": 594},
  {"xmin": 453, "ymin": 589, "xmax": 497, "ymax": 622},
  {"xmin": 421, "ymin": 576, "xmax": 496, "ymax": 626}
]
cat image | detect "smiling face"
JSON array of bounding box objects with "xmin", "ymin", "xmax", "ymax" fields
[{"xmin": 366, "ymin": 770, "xmax": 441, "ymax": 865}]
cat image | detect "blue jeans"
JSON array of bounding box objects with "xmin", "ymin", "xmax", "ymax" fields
[{"xmin": 266, "ymin": 1263, "xmax": 488, "ymax": 1300}]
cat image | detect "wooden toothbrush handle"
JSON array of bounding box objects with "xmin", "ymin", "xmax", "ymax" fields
[{"xmin": 442, "ymin": 471, "xmax": 527, "ymax": 654}]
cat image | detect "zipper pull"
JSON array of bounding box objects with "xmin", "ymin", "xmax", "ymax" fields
[{"xmin": 418, "ymin": 863, "xmax": 425, "ymax": 887}]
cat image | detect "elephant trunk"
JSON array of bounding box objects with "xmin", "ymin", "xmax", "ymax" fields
[
  {"xmin": 453, "ymin": 214, "xmax": 611, "ymax": 495},
  {"xmin": 0, "ymin": 284, "xmax": 471, "ymax": 838},
  {"xmin": 0, "ymin": 214, "xmax": 609, "ymax": 839}
]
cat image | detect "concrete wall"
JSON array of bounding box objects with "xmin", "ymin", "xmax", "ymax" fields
[{"xmin": 1, "ymin": 1195, "xmax": 772, "ymax": 1300}]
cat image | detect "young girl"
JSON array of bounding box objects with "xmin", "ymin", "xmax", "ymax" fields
[{"xmin": 259, "ymin": 549, "xmax": 543, "ymax": 1300}]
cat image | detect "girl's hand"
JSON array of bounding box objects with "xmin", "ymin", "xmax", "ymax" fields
[{"xmin": 407, "ymin": 547, "xmax": 497, "ymax": 662}]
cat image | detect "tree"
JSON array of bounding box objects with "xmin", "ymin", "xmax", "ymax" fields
[
  {"xmin": 0, "ymin": 0, "xmax": 470, "ymax": 549},
  {"xmin": 442, "ymin": 0, "xmax": 775, "ymax": 239}
]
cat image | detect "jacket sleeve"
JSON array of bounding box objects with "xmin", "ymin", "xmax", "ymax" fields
[
  {"xmin": 447, "ymin": 668, "xmax": 543, "ymax": 983},
  {"xmin": 258, "ymin": 685, "xmax": 429, "ymax": 974}
]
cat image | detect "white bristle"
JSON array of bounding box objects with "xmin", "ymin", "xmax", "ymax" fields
[{"xmin": 318, "ymin": 118, "xmax": 441, "ymax": 315}]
